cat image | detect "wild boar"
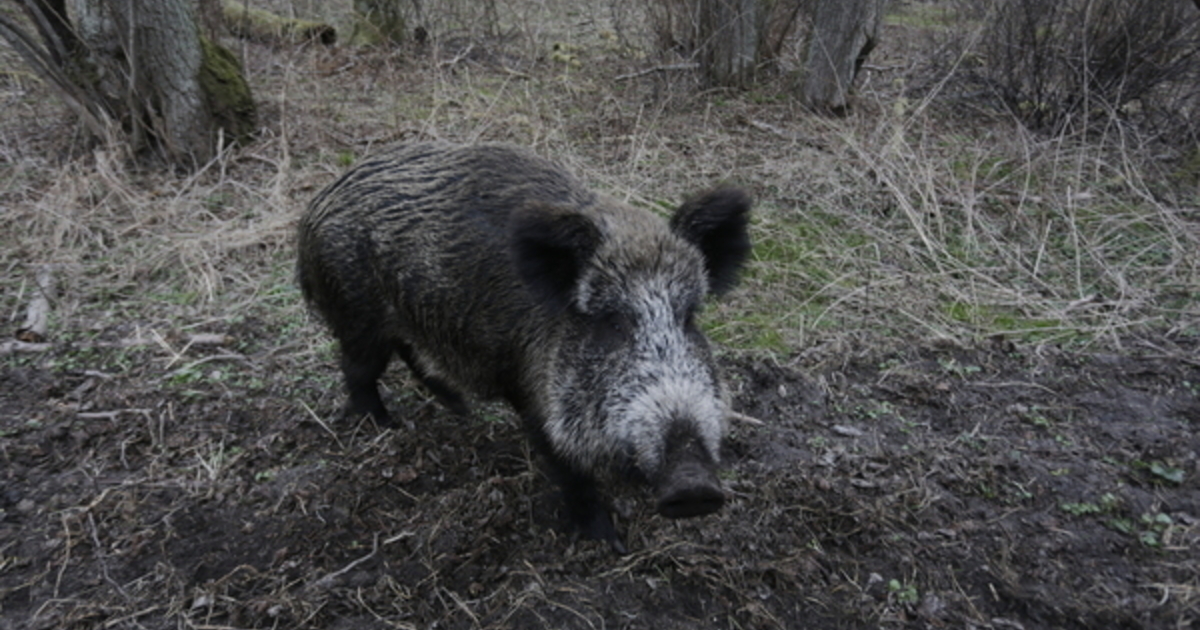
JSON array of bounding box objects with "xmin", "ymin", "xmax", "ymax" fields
[{"xmin": 297, "ymin": 143, "xmax": 751, "ymax": 550}]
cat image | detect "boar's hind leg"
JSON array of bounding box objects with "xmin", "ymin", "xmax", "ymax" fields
[
  {"xmin": 525, "ymin": 419, "xmax": 627, "ymax": 554},
  {"xmin": 340, "ymin": 333, "xmax": 394, "ymax": 426},
  {"xmin": 394, "ymin": 341, "xmax": 469, "ymax": 416}
]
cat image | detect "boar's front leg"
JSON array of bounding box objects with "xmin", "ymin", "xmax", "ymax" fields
[
  {"xmin": 525, "ymin": 416, "xmax": 627, "ymax": 554},
  {"xmin": 557, "ymin": 460, "xmax": 628, "ymax": 555}
]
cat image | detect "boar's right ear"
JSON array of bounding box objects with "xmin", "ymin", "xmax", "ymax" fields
[
  {"xmin": 670, "ymin": 187, "xmax": 752, "ymax": 296},
  {"xmin": 510, "ymin": 204, "xmax": 602, "ymax": 312}
]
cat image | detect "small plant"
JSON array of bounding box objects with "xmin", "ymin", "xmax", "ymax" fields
[
  {"xmin": 1147, "ymin": 460, "xmax": 1185, "ymax": 487},
  {"xmin": 1006, "ymin": 480, "xmax": 1033, "ymax": 503},
  {"xmin": 938, "ymin": 357, "xmax": 981, "ymax": 378},
  {"xmin": 1060, "ymin": 501, "xmax": 1102, "ymax": 516},
  {"xmin": 1108, "ymin": 512, "xmax": 1176, "ymax": 548},
  {"xmin": 853, "ymin": 399, "xmax": 900, "ymax": 422},
  {"xmin": 254, "ymin": 469, "xmax": 277, "ymax": 483},
  {"xmin": 1060, "ymin": 492, "xmax": 1119, "ymax": 516},
  {"xmin": 1148, "ymin": 461, "xmax": 1186, "ymax": 485},
  {"xmin": 957, "ymin": 432, "xmax": 990, "ymax": 452},
  {"xmin": 877, "ymin": 357, "xmax": 903, "ymax": 372},
  {"xmin": 1017, "ymin": 405, "xmax": 1054, "ymax": 429},
  {"xmin": 1129, "ymin": 459, "xmax": 1186, "ymax": 485},
  {"xmin": 888, "ymin": 579, "xmax": 920, "ymax": 606}
]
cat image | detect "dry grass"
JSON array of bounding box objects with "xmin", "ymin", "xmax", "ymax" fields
[{"xmin": 3, "ymin": 1, "xmax": 1197, "ymax": 360}]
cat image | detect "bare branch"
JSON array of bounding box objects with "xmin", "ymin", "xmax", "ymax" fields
[
  {"xmin": 17, "ymin": 0, "xmax": 76, "ymax": 66},
  {"xmin": 614, "ymin": 62, "xmax": 699, "ymax": 81},
  {"xmin": 0, "ymin": 11, "xmax": 115, "ymax": 139}
]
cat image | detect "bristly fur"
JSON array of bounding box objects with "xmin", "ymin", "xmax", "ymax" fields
[{"xmin": 297, "ymin": 142, "xmax": 751, "ymax": 547}]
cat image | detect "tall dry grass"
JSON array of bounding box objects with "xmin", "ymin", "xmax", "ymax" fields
[{"xmin": 1, "ymin": 0, "xmax": 1196, "ymax": 363}]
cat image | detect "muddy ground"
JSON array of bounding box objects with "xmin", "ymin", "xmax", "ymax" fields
[{"xmin": 1, "ymin": 328, "xmax": 1196, "ymax": 629}]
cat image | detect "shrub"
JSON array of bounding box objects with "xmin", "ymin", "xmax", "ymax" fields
[{"xmin": 967, "ymin": 0, "xmax": 1200, "ymax": 137}]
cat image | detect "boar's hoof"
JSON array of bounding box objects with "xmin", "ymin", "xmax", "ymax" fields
[
  {"xmin": 567, "ymin": 498, "xmax": 628, "ymax": 554},
  {"xmin": 345, "ymin": 397, "xmax": 393, "ymax": 428},
  {"xmin": 656, "ymin": 463, "xmax": 726, "ymax": 519}
]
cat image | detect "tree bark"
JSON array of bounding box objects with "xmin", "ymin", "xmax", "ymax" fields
[
  {"xmin": 115, "ymin": 0, "xmax": 213, "ymax": 164},
  {"xmin": 698, "ymin": 0, "xmax": 761, "ymax": 88},
  {"xmin": 801, "ymin": 0, "xmax": 885, "ymax": 115},
  {"xmin": 0, "ymin": 0, "xmax": 255, "ymax": 168}
]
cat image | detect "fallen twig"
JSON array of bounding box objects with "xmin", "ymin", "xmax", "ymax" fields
[
  {"xmin": 0, "ymin": 340, "xmax": 52, "ymax": 355},
  {"xmin": 2, "ymin": 331, "xmax": 233, "ymax": 356},
  {"xmin": 77, "ymin": 409, "xmax": 151, "ymax": 421},
  {"xmin": 164, "ymin": 352, "xmax": 257, "ymax": 378},
  {"xmin": 745, "ymin": 118, "xmax": 829, "ymax": 152},
  {"xmin": 730, "ymin": 411, "xmax": 766, "ymax": 426},
  {"xmin": 615, "ymin": 62, "xmax": 699, "ymax": 81},
  {"xmin": 300, "ymin": 400, "xmax": 344, "ymax": 449},
  {"xmin": 306, "ymin": 533, "xmax": 379, "ymax": 592},
  {"xmin": 438, "ymin": 43, "xmax": 475, "ymax": 69}
]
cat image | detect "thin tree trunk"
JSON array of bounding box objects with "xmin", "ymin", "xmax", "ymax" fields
[
  {"xmin": 801, "ymin": 0, "xmax": 885, "ymax": 115},
  {"xmin": 699, "ymin": 0, "xmax": 761, "ymax": 88}
]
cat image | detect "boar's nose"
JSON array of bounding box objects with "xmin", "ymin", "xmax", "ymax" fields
[{"xmin": 656, "ymin": 461, "xmax": 725, "ymax": 518}]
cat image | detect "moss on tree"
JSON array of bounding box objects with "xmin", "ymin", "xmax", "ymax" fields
[{"xmin": 198, "ymin": 36, "xmax": 256, "ymax": 146}]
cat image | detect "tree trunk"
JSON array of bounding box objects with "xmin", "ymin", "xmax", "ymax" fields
[
  {"xmin": 353, "ymin": 0, "xmax": 407, "ymax": 45},
  {"xmin": 801, "ymin": 0, "xmax": 885, "ymax": 115},
  {"xmin": 117, "ymin": 0, "xmax": 213, "ymax": 163},
  {"xmin": 698, "ymin": 0, "xmax": 761, "ymax": 88},
  {"xmin": 0, "ymin": 0, "xmax": 255, "ymax": 168}
]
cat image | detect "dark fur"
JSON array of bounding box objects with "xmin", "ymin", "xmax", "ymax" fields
[{"xmin": 297, "ymin": 143, "xmax": 751, "ymax": 549}]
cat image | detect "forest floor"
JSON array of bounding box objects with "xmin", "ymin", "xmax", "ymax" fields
[
  {"xmin": 2, "ymin": 1, "xmax": 1198, "ymax": 628},
  {"xmin": 1, "ymin": 334, "xmax": 1198, "ymax": 629}
]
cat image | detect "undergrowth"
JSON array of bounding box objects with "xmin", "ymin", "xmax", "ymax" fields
[{"xmin": 2, "ymin": 0, "xmax": 1197, "ymax": 366}]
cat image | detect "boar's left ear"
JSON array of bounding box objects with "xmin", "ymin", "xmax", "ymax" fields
[
  {"xmin": 510, "ymin": 203, "xmax": 603, "ymax": 312},
  {"xmin": 670, "ymin": 187, "xmax": 752, "ymax": 296}
]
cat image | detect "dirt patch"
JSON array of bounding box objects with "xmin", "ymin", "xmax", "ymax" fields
[{"xmin": 2, "ymin": 332, "xmax": 1196, "ymax": 629}]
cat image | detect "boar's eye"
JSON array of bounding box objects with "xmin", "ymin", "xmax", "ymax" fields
[{"xmin": 593, "ymin": 310, "xmax": 632, "ymax": 351}]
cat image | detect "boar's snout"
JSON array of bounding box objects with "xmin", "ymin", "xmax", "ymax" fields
[{"xmin": 656, "ymin": 460, "xmax": 725, "ymax": 518}]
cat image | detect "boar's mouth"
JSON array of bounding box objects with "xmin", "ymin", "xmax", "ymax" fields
[{"xmin": 656, "ymin": 459, "xmax": 725, "ymax": 518}]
